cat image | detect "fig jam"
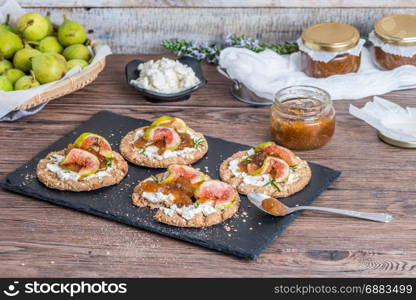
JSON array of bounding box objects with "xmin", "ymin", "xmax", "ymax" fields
[
  {"xmin": 262, "ymin": 198, "xmax": 288, "ymax": 216},
  {"xmin": 301, "ymin": 51, "xmax": 361, "ymax": 78},
  {"xmin": 270, "ymin": 86, "xmax": 335, "ymax": 150}
]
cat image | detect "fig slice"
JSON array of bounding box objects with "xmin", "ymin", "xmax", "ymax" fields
[
  {"xmin": 194, "ymin": 180, "xmax": 236, "ymax": 207},
  {"xmin": 150, "ymin": 116, "xmax": 187, "ymax": 133},
  {"xmin": 161, "ymin": 164, "xmax": 205, "ymax": 184},
  {"xmin": 255, "ymin": 142, "xmax": 300, "ymax": 167},
  {"xmin": 60, "ymin": 148, "xmax": 100, "ymax": 177},
  {"xmin": 145, "ymin": 126, "xmax": 181, "ymax": 151},
  {"xmin": 248, "ymin": 156, "xmax": 290, "ymax": 183},
  {"xmin": 73, "ymin": 132, "xmax": 113, "ymax": 159}
]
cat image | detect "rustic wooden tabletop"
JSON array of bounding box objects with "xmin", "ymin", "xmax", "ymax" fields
[{"xmin": 1, "ymin": 54, "xmax": 415, "ymax": 277}]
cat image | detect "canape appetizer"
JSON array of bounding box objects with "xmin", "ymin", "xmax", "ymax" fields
[
  {"xmin": 132, "ymin": 164, "xmax": 240, "ymax": 227},
  {"xmin": 37, "ymin": 133, "xmax": 128, "ymax": 191},
  {"xmin": 120, "ymin": 116, "xmax": 208, "ymax": 168},
  {"xmin": 219, "ymin": 142, "xmax": 311, "ymax": 197}
]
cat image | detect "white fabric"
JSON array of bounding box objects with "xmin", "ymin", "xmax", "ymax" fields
[
  {"xmin": 350, "ymin": 96, "xmax": 416, "ymax": 142},
  {"xmin": 297, "ymin": 37, "xmax": 365, "ymax": 63},
  {"xmin": 219, "ymin": 46, "xmax": 416, "ymax": 101},
  {"xmin": 0, "ymin": 0, "xmax": 112, "ymax": 119},
  {"xmin": 368, "ymin": 31, "xmax": 416, "ymax": 58}
]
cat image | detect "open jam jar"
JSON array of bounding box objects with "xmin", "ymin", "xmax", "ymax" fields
[
  {"xmin": 270, "ymin": 86, "xmax": 335, "ymax": 150},
  {"xmin": 369, "ymin": 14, "xmax": 416, "ymax": 70},
  {"xmin": 299, "ymin": 22, "xmax": 363, "ymax": 78}
]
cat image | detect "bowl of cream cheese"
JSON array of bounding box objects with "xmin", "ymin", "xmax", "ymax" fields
[{"xmin": 125, "ymin": 56, "xmax": 207, "ymax": 102}]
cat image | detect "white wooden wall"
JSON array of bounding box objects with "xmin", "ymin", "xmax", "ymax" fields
[{"xmin": 16, "ymin": 0, "xmax": 416, "ymax": 54}]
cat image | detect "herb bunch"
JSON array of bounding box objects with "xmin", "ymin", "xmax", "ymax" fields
[{"xmin": 161, "ymin": 33, "xmax": 298, "ymax": 65}]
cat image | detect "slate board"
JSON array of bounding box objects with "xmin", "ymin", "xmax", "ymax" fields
[{"xmin": 0, "ymin": 111, "xmax": 341, "ymax": 259}]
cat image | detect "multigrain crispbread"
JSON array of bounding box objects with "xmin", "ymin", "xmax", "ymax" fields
[
  {"xmin": 132, "ymin": 169, "xmax": 240, "ymax": 228},
  {"xmin": 219, "ymin": 150, "xmax": 311, "ymax": 198},
  {"xmin": 36, "ymin": 150, "xmax": 128, "ymax": 191},
  {"xmin": 119, "ymin": 126, "xmax": 208, "ymax": 168}
]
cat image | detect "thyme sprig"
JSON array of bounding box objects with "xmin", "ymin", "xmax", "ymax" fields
[
  {"xmin": 151, "ymin": 175, "xmax": 163, "ymax": 184},
  {"xmin": 161, "ymin": 33, "xmax": 298, "ymax": 65},
  {"xmin": 290, "ymin": 165, "xmax": 299, "ymax": 172},
  {"xmin": 263, "ymin": 179, "xmax": 282, "ymax": 191},
  {"xmin": 193, "ymin": 137, "xmax": 205, "ymax": 149},
  {"xmin": 242, "ymin": 156, "xmax": 252, "ymax": 164},
  {"xmin": 105, "ymin": 157, "xmax": 112, "ymax": 168}
]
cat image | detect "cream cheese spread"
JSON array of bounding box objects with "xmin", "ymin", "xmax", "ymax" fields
[
  {"xmin": 132, "ymin": 128, "xmax": 198, "ymax": 160},
  {"xmin": 46, "ymin": 154, "xmax": 113, "ymax": 181},
  {"xmin": 159, "ymin": 201, "xmax": 217, "ymax": 220}
]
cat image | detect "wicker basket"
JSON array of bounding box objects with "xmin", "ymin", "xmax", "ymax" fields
[{"xmin": 14, "ymin": 41, "xmax": 106, "ymax": 111}]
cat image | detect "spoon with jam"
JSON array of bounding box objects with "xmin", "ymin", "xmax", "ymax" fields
[{"xmin": 247, "ymin": 193, "xmax": 392, "ymax": 223}]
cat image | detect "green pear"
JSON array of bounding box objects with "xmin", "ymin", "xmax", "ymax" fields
[
  {"xmin": 63, "ymin": 44, "xmax": 91, "ymax": 61},
  {"xmin": 15, "ymin": 71, "xmax": 40, "ymax": 90},
  {"xmin": 38, "ymin": 36, "xmax": 64, "ymax": 53},
  {"xmin": 13, "ymin": 43, "xmax": 42, "ymax": 72},
  {"xmin": 4, "ymin": 68, "xmax": 25, "ymax": 84},
  {"xmin": 0, "ymin": 31, "xmax": 23, "ymax": 58},
  {"xmin": 68, "ymin": 59, "xmax": 89, "ymax": 70},
  {"xmin": 32, "ymin": 53, "xmax": 68, "ymax": 84},
  {"xmin": 16, "ymin": 13, "xmax": 49, "ymax": 41},
  {"xmin": 58, "ymin": 15, "xmax": 87, "ymax": 46},
  {"xmin": 0, "ymin": 75, "xmax": 13, "ymax": 91}
]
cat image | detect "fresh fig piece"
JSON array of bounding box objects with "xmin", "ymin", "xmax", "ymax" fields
[
  {"xmin": 38, "ymin": 36, "xmax": 64, "ymax": 53},
  {"xmin": 145, "ymin": 126, "xmax": 181, "ymax": 151},
  {"xmin": 63, "ymin": 44, "xmax": 91, "ymax": 62},
  {"xmin": 255, "ymin": 142, "xmax": 300, "ymax": 167},
  {"xmin": 0, "ymin": 75, "xmax": 13, "ymax": 91},
  {"xmin": 161, "ymin": 165, "xmax": 205, "ymax": 184},
  {"xmin": 150, "ymin": 116, "xmax": 187, "ymax": 132},
  {"xmin": 194, "ymin": 180, "xmax": 236, "ymax": 206},
  {"xmin": 58, "ymin": 15, "xmax": 87, "ymax": 46},
  {"xmin": 32, "ymin": 53, "xmax": 68, "ymax": 84},
  {"xmin": 248, "ymin": 156, "xmax": 290, "ymax": 182},
  {"xmin": 13, "ymin": 43, "xmax": 42, "ymax": 72},
  {"xmin": 14, "ymin": 71, "xmax": 40, "ymax": 90},
  {"xmin": 73, "ymin": 132, "xmax": 112, "ymax": 159},
  {"xmin": 0, "ymin": 58, "xmax": 13, "ymax": 75},
  {"xmin": 16, "ymin": 13, "xmax": 49, "ymax": 41},
  {"xmin": 61, "ymin": 148, "xmax": 100, "ymax": 177},
  {"xmin": 0, "ymin": 31, "xmax": 23, "ymax": 58},
  {"xmin": 4, "ymin": 68, "xmax": 25, "ymax": 84},
  {"xmin": 68, "ymin": 59, "xmax": 89, "ymax": 70}
]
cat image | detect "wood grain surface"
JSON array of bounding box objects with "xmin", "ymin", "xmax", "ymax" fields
[
  {"xmin": 19, "ymin": 0, "xmax": 416, "ymax": 8},
  {"xmin": 1, "ymin": 54, "xmax": 416, "ymax": 277},
  {"xmin": 13, "ymin": 3, "xmax": 416, "ymax": 53}
]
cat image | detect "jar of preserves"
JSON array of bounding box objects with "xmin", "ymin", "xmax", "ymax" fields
[
  {"xmin": 369, "ymin": 14, "xmax": 416, "ymax": 70},
  {"xmin": 270, "ymin": 86, "xmax": 335, "ymax": 150},
  {"xmin": 298, "ymin": 22, "xmax": 364, "ymax": 78}
]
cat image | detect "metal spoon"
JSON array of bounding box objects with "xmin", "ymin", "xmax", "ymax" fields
[{"xmin": 247, "ymin": 193, "xmax": 393, "ymax": 223}]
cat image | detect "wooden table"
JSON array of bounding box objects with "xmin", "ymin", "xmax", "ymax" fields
[{"xmin": 1, "ymin": 54, "xmax": 415, "ymax": 278}]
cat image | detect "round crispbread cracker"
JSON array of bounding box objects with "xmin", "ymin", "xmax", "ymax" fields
[
  {"xmin": 219, "ymin": 150, "xmax": 311, "ymax": 198},
  {"xmin": 36, "ymin": 150, "xmax": 128, "ymax": 192},
  {"xmin": 119, "ymin": 127, "xmax": 208, "ymax": 168},
  {"xmin": 132, "ymin": 173, "xmax": 240, "ymax": 228}
]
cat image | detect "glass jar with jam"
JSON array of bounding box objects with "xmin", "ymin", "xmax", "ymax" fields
[
  {"xmin": 270, "ymin": 86, "xmax": 335, "ymax": 150},
  {"xmin": 299, "ymin": 22, "xmax": 363, "ymax": 78},
  {"xmin": 369, "ymin": 14, "xmax": 416, "ymax": 70}
]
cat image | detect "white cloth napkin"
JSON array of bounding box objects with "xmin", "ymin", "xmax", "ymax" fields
[
  {"xmin": 219, "ymin": 46, "xmax": 416, "ymax": 101},
  {"xmin": 0, "ymin": 0, "xmax": 112, "ymax": 120},
  {"xmin": 350, "ymin": 96, "xmax": 416, "ymax": 142}
]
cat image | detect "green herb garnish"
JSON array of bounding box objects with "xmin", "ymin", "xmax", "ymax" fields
[
  {"xmin": 242, "ymin": 156, "xmax": 252, "ymax": 164},
  {"xmin": 151, "ymin": 175, "xmax": 162, "ymax": 184},
  {"xmin": 263, "ymin": 179, "xmax": 281, "ymax": 191},
  {"xmin": 105, "ymin": 157, "xmax": 113, "ymax": 168},
  {"xmin": 194, "ymin": 201, "xmax": 201, "ymax": 208},
  {"xmin": 193, "ymin": 137, "xmax": 205, "ymax": 149},
  {"xmin": 290, "ymin": 165, "xmax": 299, "ymax": 172}
]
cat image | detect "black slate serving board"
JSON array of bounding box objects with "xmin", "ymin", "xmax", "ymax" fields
[{"xmin": 0, "ymin": 111, "xmax": 341, "ymax": 259}]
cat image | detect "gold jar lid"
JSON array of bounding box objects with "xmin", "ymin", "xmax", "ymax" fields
[
  {"xmin": 301, "ymin": 22, "xmax": 360, "ymax": 52},
  {"xmin": 375, "ymin": 14, "xmax": 416, "ymax": 46}
]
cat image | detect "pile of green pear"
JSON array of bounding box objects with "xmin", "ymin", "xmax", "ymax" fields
[{"xmin": 0, "ymin": 12, "xmax": 92, "ymax": 92}]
